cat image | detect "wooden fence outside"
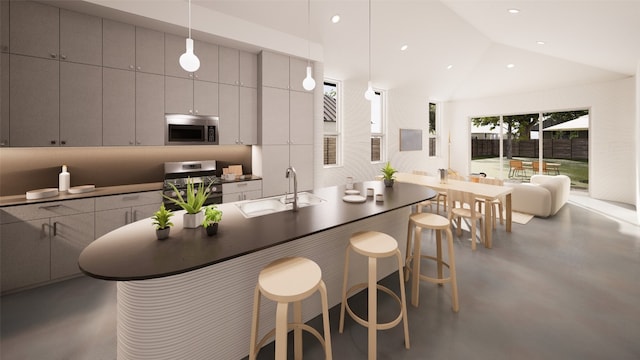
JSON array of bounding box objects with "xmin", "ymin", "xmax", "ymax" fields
[{"xmin": 472, "ymin": 138, "xmax": 588, "ymax": 160}]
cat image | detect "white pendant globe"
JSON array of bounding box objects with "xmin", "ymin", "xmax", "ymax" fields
[
  {"xmin": 179, "ymin": 38, "xmax": 200, "ymax": 72},
  {"xmin": 364, "ymin": 81, "xmax": 374, "ymax": 101},
  {"xmin": 302, "ymin": 66, "xmax": 316, "ymax": 91}
]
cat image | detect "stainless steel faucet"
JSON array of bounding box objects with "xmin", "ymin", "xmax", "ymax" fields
[{"xmin": 285, "ymin": 166, "xmax": 298, "ymax": 211}]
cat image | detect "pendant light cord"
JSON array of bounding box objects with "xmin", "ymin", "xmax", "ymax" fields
[
  {"xmin": 368, "ymin": 0, "xmax": 371, "ymax": 82},
  {"xmin": 188, "ymin": 0, "xmax": 192, "ymax": 39},
  {"xmin": 307, "ymin": 0, "xmax": 311, "ymax": 66}
]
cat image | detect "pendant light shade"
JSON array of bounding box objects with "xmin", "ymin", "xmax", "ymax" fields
[
  {"xmin": 302, "ymin": 0, "xmax": 316, "ymax": 91},
  {"xmin": 364, "ymin": 0, "xmax": 373, "ymax": 101},
  {"xmin": 179, "ymin": 0, "xmax": 200, "ymax": 72},
  {"xmin": 303, "ymin": 65, "xmax": 316, "ymax": 91}
]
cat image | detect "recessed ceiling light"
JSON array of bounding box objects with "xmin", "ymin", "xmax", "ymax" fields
[
  {"xmin": 331, "ymin": 14, "xmax": 341, "ymax": 23},
  {"xmin": 506, "ymin": 63, "xmax": 515, "ymax": 69},
  {"xmin": 400, "ymin": 45, "xmax": 408, "ymax": 51},
  {"xmin": 508, "ymin": 8, "xmax": 520, "ymax": 14},
  {"xmin": 446, "ymin": 64, "xmax": 453, "ymax": 70},
  {"xmin": 537, "ymin": 41, "xmax": 546, "ymax": 45}
]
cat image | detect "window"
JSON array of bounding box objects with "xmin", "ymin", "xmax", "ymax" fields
[
  {"xmin": 323, "ymin": 80, "xmax": 341, "ymax": 166},
  {"xmin": 370, "ymin": 90, "xmax": 384, "ymax": 162},
  {"xmin": 428, "ymin": 102, "xmax": 437, "ymax": 157}
]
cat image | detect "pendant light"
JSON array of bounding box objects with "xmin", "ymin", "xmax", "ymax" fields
[
  {"xmin": 364, "ymin": 0, "xmax": 374, "ymax": 101},
  {"xmin": 179, "ymin": 0, "xmax": 200, "ymax": 72},
  {"xmin": 302, "ymin": 0, "xmax": 316, "ymax": 91}
]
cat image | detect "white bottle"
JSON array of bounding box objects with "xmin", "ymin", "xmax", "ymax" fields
[{"xmin": 59, "ymin": 165, "xmax": 70, "ymax": 192}]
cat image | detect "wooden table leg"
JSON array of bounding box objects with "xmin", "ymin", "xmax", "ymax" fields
[
  {"xmin": 484, "ymin": 199, "xmax": 492, "ymax": 248},
  {"xmin": 505, "ymin": 193, "xmax": 512, "ymax": 233}
]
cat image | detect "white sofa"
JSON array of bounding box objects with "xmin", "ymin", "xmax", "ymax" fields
[{"xmin": 504, "ymin": 175, "xmax": 571, "ymax": 217}]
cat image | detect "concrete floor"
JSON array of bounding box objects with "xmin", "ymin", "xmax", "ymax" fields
[{"xmin": 2, "ymin": 196, "xmax": 639, "ymax": 360}]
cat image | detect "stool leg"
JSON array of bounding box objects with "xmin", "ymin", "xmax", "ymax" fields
[
  {"xmin": 249, "ymin": 284, "xmax": 261, "ymax": 360},
  {"xmin": 318, "ymin": 280, "xmax": 333, "ymax": 360},
  {"xmin": 404, "ymin": 220, "xmax": 413, "ymax": 281},
  {"xmin": 446, "ymin": 227, "xmax": 460, "ymax": 312},
  {"xmin": 411, "ymin": 226, "xmax": 421, "ymax": 307},
  {"xmin": 368, "ymin": 256, "xmax": 377, "ymax": 360},
  {"xmin": 436, "ymin": 229, "xmax": 443, "ymax": 284},
  {"xmin": 395, "ymin": 249, "xmax": 410, "ymax": 349},
  {"xmin": 294, "ymin": 300, "xmax": 303, "ymax": 360},
  {"xmin": 339, "ymin": 245, "xmax": 351, "ymax": 334},
  {"xmin": 275, "ymin": 302, "xmax": 289, "ymax": 360}
]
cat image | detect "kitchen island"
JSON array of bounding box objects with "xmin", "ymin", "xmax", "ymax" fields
[{"xmin": 79, "ymin": 181, "xmax": 435, "ymax": 360}]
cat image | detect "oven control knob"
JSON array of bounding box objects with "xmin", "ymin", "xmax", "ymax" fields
[{"xmin": 211, "ymin": 186, "xmax": 218, "ymax": 192}]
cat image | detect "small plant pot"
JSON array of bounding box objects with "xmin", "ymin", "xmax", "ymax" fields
[
  {"xmin": 384, "ymin": 179, "xmax": 394, "ymax": 187},
  {"xmin": 183, "ymin": 211, "xmax": 204, "ymax": 229},
  {"xmin": 205, "ymin": 223, "xmax": 218, "ymax": 236},
  {"xmin": 156, "ymin": 227, "xmax": 170, "ymax": 240}
]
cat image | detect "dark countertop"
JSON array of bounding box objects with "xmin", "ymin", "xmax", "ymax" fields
[{"xmin": 78, "ymin": 181, "xmax": 436, "ymax": 281}]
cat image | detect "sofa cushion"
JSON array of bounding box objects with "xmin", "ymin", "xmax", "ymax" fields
[
  {"xmin": 504, "ymin": 182, "xmax": 552, "ymax": 217},
  {"xmin": 531, "ymin": 175, "xmax": 571, "ymax": 215}
]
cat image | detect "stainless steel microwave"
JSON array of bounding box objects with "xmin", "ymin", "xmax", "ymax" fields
[{"xmin": 165, "ymin": 114, "xmax": 219, "ymax": 145}]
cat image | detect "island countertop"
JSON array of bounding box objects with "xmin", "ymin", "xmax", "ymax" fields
[{"xmin": 78, "ymin": 181, "xmax": 436, "ymax": 281}]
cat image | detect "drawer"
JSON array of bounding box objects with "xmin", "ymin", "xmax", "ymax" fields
[
  {"xmin": 0, "ymin": 199, "xmax": 95, "ymax": 224},
  {"xmin": 222, "ymin": 180, "xmax": 262, "ymax": 194},
  {"xmin": 95, "ymin": 191, "xmax": 161, "ymax": 211}
]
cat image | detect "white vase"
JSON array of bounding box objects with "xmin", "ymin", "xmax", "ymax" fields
[{"xmin": 183, "ymin": 211, "xmax": 204, "ymax": 229}]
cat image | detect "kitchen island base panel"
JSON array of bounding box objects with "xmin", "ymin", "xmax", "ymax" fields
[{"xmin": 116, "ymin": 207, "xmax": 410, "ymax": 360}]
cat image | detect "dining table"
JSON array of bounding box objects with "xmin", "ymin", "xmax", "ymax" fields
[{"xmin": 395, "ymin": 172, "xmax": 513, "ymax": 248}]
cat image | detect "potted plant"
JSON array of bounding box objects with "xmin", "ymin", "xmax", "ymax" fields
[
  {"xmin": 381, "ymin": 161, "xmax": 398, "ymax": 187},
  {"xmin": 202, "ymin": 205, "xmax": 223, "ymax": 236},
  {"xmin": 151, "ymin": 203, "xmax": 174, "ymax": 240},
  {"xmin": 163, "ymin": 177, "xmax": 212, "ymax": 228}
]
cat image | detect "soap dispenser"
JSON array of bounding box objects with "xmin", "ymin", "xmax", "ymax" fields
[{"xmin": 59, "ymin": 165, "xmax": 70, "ymax": 192}]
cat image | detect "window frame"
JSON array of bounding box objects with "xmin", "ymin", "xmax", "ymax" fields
[
  {"xmin": 322, "ymin": 79, "xmax": 342, "ymax": 167},
  {"xmin": 370, "ymin": 89, "xmax": 386, "ymax": 164},
  {"xmin": 428, "ymin": 101, "xmax": 439, "ymax": 157}
]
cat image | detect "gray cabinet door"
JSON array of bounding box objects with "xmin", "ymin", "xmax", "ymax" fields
[
  {"xmin": 260, "ymin": 86, "xmax": 289, "ymax": 145},
  {"xmin": 9, "ymin": 0, "xmax": 59, "ymax": 60},
  {"xmin": 1, "ymin": 53, "xmax": 8, "ymax": 146},
  {"xmin": 135, "ymin": 27, "xmax": 164, "ymax": 75},
  {"xmin": 1, "ymin": 0, "xmax": 8, "ymax": 53},
  {"xmin": 60, "ymin": 62, "xmax": 102, "ymax": 146},
  {"xmin": 239, "ymin": 51, "xmax": 258, "ymax": 88},
  {"xmin": 103, "ymin": 19, "xmax": 135, "ymax": 71},
  {"xmin": 103, "ymin": 68, "xmax": 135, "ymax": 146},
  {"xmin": 10, "ymin": 54, "xmax": 59, "ymax": 147},
  {"xmin": 1, "ymin": 219, "xmax": 50, "ymax": 293},
  {"xmin": 239, "ymin": 86, "xmax": 257, "ymax": 145},
  {"xmin": 50, "ymin": 213, "xmax": 95, "ymax": 279},
  {"xmin": 136, "ymin": 73, "xmax": 164, "ymax": 145},
  {"xmin": 194, "ymin": 80, "xmax": 218, "ymax": 116},
  {"xmin": 165, "ymin": 76, "xmax": 193, "ymax": 114},
  {"xmin": 289, "ymin": 91, "xmax": 313, "ymax": 145},
  {"xmin": 95, "ymin": 208, "xmax": 128, "ymax": 239},
  {"xmin": 194, "ymin": 41, "xmax": 219, "ymax": 83},
  {"xmin": 164, "ymin": 33, "xmax": 190, "ymax": 79},
  {"xmin": 59, "ymin": 9, "xmax": 102, "ymax": 66},
  {"xmin": 218, "ymin": 83, "xmax": 239, "ymax": 145},
  {"xmin": 219, "ymin": 47, "xmax": 239, "ymax": 85},
  {"xmin": 260, "ymin": 51, "xmax": 289, "ymax": 89}
]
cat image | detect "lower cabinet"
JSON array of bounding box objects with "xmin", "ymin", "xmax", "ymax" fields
[
  {"xmin": 222, "ymin": 180, "xmax": 262, "ymax": 203},
  {"xmin": 0, "ymin": 199, "xmax": 95, "ymax": 293},
  {"xmin": 94, "ymin": 191, "xmax": 161, "ymax": 238}
]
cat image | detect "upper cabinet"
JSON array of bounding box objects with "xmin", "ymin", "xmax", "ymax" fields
[
  {"xmin": 220, "ymin": 47, "xmax": 257, "ymax": 88},
  {"xmin": 260, "ymin": 51, "xmax": 310, "ymax": 92},
  {"xmin": 9, "ymin": 1, "xmax": 59, "ymax": 60},
  {"xmin": 103, "ymin": 19, "xmax": 135, "ymax": 71},
  {"xmin": 135, "ymin": 27, "xmax": 164, "ymax": 75},
  {"xmin": 165, "ymin": 33, "xmax": 219, "ymax": 82},
  {"xmin": 59, "ymin": 9, "xmax": 102, "ymax": 66}
]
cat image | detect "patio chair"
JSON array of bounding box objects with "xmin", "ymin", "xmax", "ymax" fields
[{"xmin": 508, "ymin": 160, "xmax": 525, "ymax": 178}]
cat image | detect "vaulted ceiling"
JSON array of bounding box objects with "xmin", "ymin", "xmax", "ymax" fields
[{"xmin": 196, "ymin": 0, "xmax": 640, "ymax": 101}]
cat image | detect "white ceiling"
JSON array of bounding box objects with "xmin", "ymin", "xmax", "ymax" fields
[{"xmin": 195, "ymin": 0, "xmax": 640, "ymax": 101}]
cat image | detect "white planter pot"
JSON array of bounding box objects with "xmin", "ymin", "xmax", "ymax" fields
[{"xmin": 183, "ymin": 211, "xmax": 204, "ymax": 229}]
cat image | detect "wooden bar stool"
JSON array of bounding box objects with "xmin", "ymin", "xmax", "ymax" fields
[
  {"xmin": 405, "ymin": 212, "xmax": 459, "ymax": 312},
  {"xmin": 249, "ymin": 257, "xmax": 332, "ymax": 360},
  {"xmin": 339, "ymin": 231, "xmax": 410, "ymax": 360}
]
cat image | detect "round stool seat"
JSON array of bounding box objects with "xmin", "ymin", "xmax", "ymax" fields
[
  {"xmin": 259, "ymin": 257, "xmax": 322, "ymax": 303},
  {"xmin": 410, "ymin": 212, "xmax": 449, "ymax": 229},
  {"xmin": 350, "ymin": 231, "xmax": 398, "ymax": 258}
]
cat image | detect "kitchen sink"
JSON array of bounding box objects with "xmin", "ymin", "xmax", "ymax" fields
[{"xmin": 235, "ymin": 192, "xmax": 325, "ymax": 218}]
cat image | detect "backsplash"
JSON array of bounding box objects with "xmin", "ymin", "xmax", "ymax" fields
[{"xmin": 0, "ymin": 146, "xmax": 252, "ymax": 196}]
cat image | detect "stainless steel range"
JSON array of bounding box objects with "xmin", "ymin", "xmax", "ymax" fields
[{"xmin": 162, "ymin": 160, "xmax": 222, "ymax": 211}]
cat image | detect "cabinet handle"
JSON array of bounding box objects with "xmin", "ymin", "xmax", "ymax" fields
[
  {"xmin": 39, "ymin": 204, "xmax": 61, "ymax": 210},
  {"xmin": 129, "ymin": 141, "xmax": 134, "ymax": 145},
  {"xmin": 123, "ymin": 195, "xmax": 140, "ymax": 201},
  {"xmin": 61, "ymin": 140, "xmax": 67, "ymax": 145},
  {"xmin": 125, "ymin": 210, "xmax": 130, "ymax": 224},
  {"xmin": 53, "ymin": 221, "xmax": 58, "ymax": 236},
  {"xmin": 136, "ymin": 141, "xmax": 141, "ymax": 145},
  {"xmin": 60, "ymin": 54, "xmax": 67, "ymax": 60},
  {"xmin": 137, "ymin": 66, "xmax": 142, "ymax": 71},
  {"xmin": 189, "ymin": 73, "xmax": 194, "ymax": 78},
  {"xmin": 50, "ymin": 140, "xmax": 57, "ymax": 145},
  {"xmin": 188, "ymin": 109, "xmax": 193, "ymax": 114},
  {"xmin": 238, "ymin": 183, "xmax": 248, "ymax": 187},
  {"xmin": 50, "ymin": 53, "xmax": 57, "ymax": 59},
  {"xmin": 129, "ymin": 65, "xmax": 134, "ymax": 70},
  {"xmin": 133, "ymin": 210, "xmax": 138, "ymax": 222},
  {"xmin": 0, "ymin": 139, "xmax": 7, "ymax": 146},
  {"xmin": 194, "ymin": 110, "xmax": 199, "ymax": 114}
]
